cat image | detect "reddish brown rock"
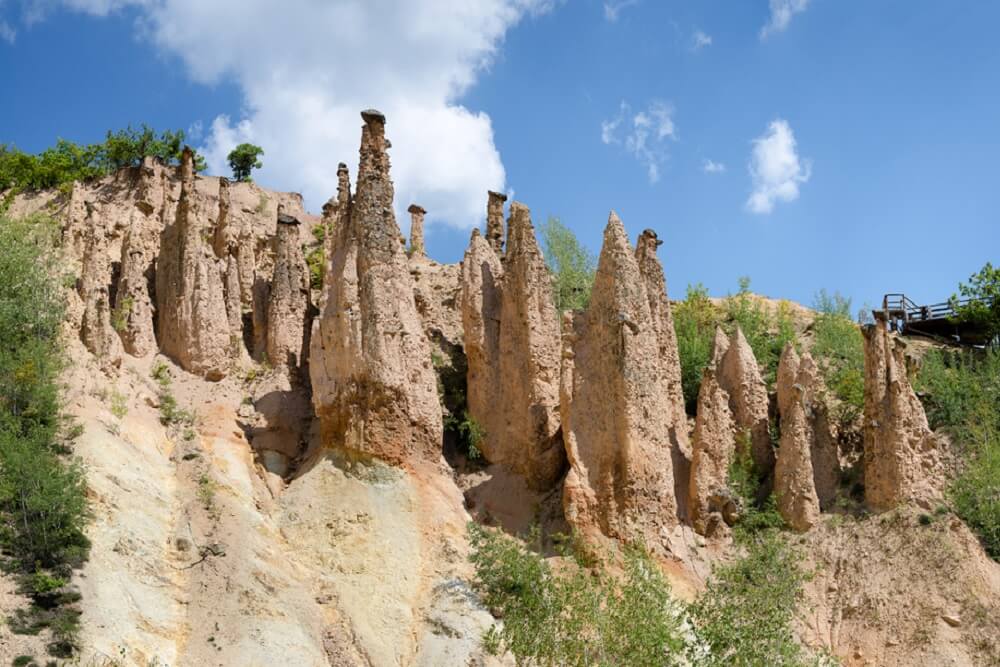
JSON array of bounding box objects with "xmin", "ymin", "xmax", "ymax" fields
[
  {"xmin": 491, "ymin": 202, "xmax": 565, "ymax": 487},
  {"xmin": 155, "ymin": 147, "xmax": 232, "ymax": 380},
  {"xmin": 460, "ymin": 229, "xmax": 503, "ymax": 460},
  {"xmin": 862, "ymin": 316, "xmax": 942, "ymax": 511},
  {"xmin": 774, "ymin": 351, "xmax": 822, "ymax": 532},
  {"xmin": 635, "ymin": 229, "xmax": 691, "ymax": 515},
  {"xmin": 309, "ymin": 110, "xmax": 443, "ymax": 466},
  {"xmin": 718, "ymin": 326, "xmax": 773, "ymax": 474},
  {"xmin": 407, "ymin": 204, "xmax": 427, "ymax": 259},
  {"xmin": 688, "ymin": 362, "xmax": 736, "ymax": 536},
  {"xmin": 79, "ymin": 209, "xmax": 123, "ymax": 367},
  {"xmin": 266, "ymin": 212, "xmax": 312, "ymax": 370},
  {"xmin": 561, "ymin": 212, "xmax": 677, "ymax": 544},
  {"xmin": 486, "ymin": 190, "xmax": 506, "ymax": 254}
]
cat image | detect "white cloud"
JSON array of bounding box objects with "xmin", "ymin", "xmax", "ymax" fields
[
  {"xmin": 691, "ymin": 29, "xmax": 712, "ymax": 51},
  {"xmin": 746, "ymin": 119, "xmax": 810, "ymax": 214},
  {"xmin": 702, "ymin": 159, "xmax": 725, "ymax": 174},
  {"xmin": 760, "ymin": 0, "xmax": 809, "ymax": 40},
  {"xmin": 601, "ymin": 100, "xmax": 676, "ymax": 183},
  {"xmin": 0, "ymin": 20, "xmax": 15, "ymax": 43},
  {"xmin": 603, "ymin": 0, "xmax": 638, "ymax": 22},
  {"xmin": 25, "ymin": 0, "xmax": 554, "ymax": 230}
]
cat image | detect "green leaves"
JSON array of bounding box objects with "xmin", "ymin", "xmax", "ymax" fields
[
  {"xmin": 951, "ymin": 262, "xmax": 1000, "ymax": 345},
  {"xmin": 0, "ymin": 126, "xmax": 206, "ymax": 196},
  {"xmin": 539, "ymin": 217, "xmax": 596, "ymax": 314},
  {"xmin": 227, "ymin": 143, "xmax": 265, "ymax": 182}
]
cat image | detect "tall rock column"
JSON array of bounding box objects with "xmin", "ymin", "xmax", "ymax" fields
[
  {"xmin": 635, "ymin": 229, "xmax": 691, "ymax": 514},
  {"xmin": 718, "ymin": 327, "xmax": 773, "ymax": 475},
  {"xmin": 309, "ymin": 110, "xmax": 443, "ymax": 466},
  {"xmin": 862, "ymin": 316, "xmax": 941, "ymax": 511},
  {"xmin": 460, "ymin": 229, "xmax": 503, "ymax": 461},
  {"xmin": 155, "ymin": 147, "xmax": 232, "ymax": 380},
  {"xmin": 407, "ymin": 204, "xmax": 426, "ymax": 259},
  {"xmin": 266, "ymin": 213, "xmax": 312, "ymax": 371},
  {"xmin": 774, "ymin": 350, "xmax": 822, "ymax": 532},
  {"xmin": 489, "ymin": 202, "xmax": 565, "ymax": 488},
  {"xmin": 561, "ymin": 212, "xmax": 677, "ymax": 544},
  {"xmin": 688, "ymin": 360, "xmax": 736, "ymax": 536},
  {"xmin": 80, "ymin": 209, "xmax": 123, "ymax": 367},
  {"xmin": 486, "ymin": 190, "xmax": 506, "ymax": 254},
  {"xmin": 114, "ymin": 156, "xmax": 163, "ymax": 357}
]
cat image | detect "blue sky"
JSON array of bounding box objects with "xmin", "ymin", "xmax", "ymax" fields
[{"xmin": 1, "ymin": 0, "xmax": 998, "ymax": 313}]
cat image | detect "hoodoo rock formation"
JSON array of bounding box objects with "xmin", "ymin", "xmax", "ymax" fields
[
  {"xmin": 635, "ymin": 229, "xmax": 691, "ymax": 514},
  {"xmin": 862, "ymin": 315, "xmax": 942, "ymax": 511},
  {"xmin": 486, "ymin": 190, "xmax": 507, "ymax": 254},
  {"xmin": 154, "ymin": 148, "xmax": 233, "ymax": 380},
  {"xmin": 309, "ymin": 110, "xmax": 443, "ymax": 466},
  {"xmin": 460, "ymin": 229, "xmax": 503, "ymax": 455},
  {"xmin": 560, "ymin": 212, "xmax": 678, "ymax": 544},
  {"xmin": 774, "ymin": 349, "xmax": 822, "ymax": 532},
  {"xmin": 266, "ymin": 212, "xmax": 312, "ymax": 371},
  {"xmin": 688, "ymin": 360, "xmax": 736, "ymax": 536},
  {"xmin": 461, "ymin": 202, "xmax": 563, "ymax": 487},
  {"xmin": 718, "ymin": 326, "xmax": 773, "ymax": 475},
  {"xmin": 407, "ymin": 204, "xmax": 426, "ymax": 259},
  {"xmin": 79, "ymin": 212, "xmax": 123, "ymax": 367}
]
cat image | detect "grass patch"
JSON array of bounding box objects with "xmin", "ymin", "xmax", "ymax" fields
[{"xmin": 916, "ymin": 347, "xmax": 1000, "ymax": 560}]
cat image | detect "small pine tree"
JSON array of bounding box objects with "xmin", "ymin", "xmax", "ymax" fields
[{"xmin": 227, "ymin": 143, "xmax": 264, "ymax": 182}]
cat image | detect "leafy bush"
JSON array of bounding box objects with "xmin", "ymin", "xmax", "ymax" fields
[
  {"xmin": 811, "ymin": 290, "xmax": 865, "ymax": 425},
  {"xmin": 227, "ymin": 143, "xmax": 264, "ymax": 182},
  {"xmin": 305, "ymin": 224, "xmax": 326, "ymax": 291},
  {"xmin": 539, "ymin": 217, "xmax": 596, "ymax": 314},
  {"xmin": 0, "ymin": 126, "xmax": 206, "ymax": 197},
  {"xmin": 673, "ymin": 283, "xmax": 720, "ymax": 414},
  {"xmin": 916, "ymin": 348, "xmax": 1000, "ymax": 559},
  {"xmin": 950, "ymin": 262, "xmax": 1000, "ymax": 345},
  {"xmin": 690, "ymin": 532, "xmax": 808, "ymax": 666},
  {"xmin": 469, "ymin": 524, "xmax": 693, "ymax": 666},
  {"xmin": 0, "ymin": 215, "xmax": 89, "ymax": 657}
]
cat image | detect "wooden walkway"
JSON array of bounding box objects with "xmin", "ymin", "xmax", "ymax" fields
[{"xmin": 876, "ymin": 293, "xmax": 992, "ymax": 345}]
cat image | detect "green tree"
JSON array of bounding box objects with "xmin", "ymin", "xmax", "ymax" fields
[
  {"xmin": 227, "ymin": 143, "xmax": 265, "ymax": 182},
  {"xmin": 539, "ymin": 217, "xmax": 596, "ymax": 313},
  {"xmin": 674, "ymin": 283, "xmax": 720, "ymax": 414},
  {"xmin": 951, "ymin": 262, "xmax": 1000, "ymax": 346},
  {"xmin": 811, "ymin": 290, "xmax": 865, "ymax": 425}
]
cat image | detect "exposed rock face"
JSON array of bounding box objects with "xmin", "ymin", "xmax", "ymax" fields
[
  {"xmin": 486, "ymin": 190, "xmax": 506, "ymax": 253},
  {"xmin": 460, "ymin": 229, "xmax": 503, "ymax": 460},
  {"xmin": 718, "ymin": 326, "xmax": 773, "ymax": 474},
  {"xmin": 862, "ymin": 316, "xmax": 941, "ymax": 511},
  {"xmin": 492, "ymin": 202, "xmax": 565, "ymax": 488},
  {"xmin": 309, "ymin": 110, "xmax": 443, "ymax": 466},
  {"xmin": 635, "ymin": 229, "xmax": 691, "ymax": 515},
  {"xmin": 774, "ymin": 351, "xmax": 822, "ymax": 532},
  {"xmin": 79, "ymin": 209, "xmax": 123, "ymax": 367},
  {"xmin": 561, "ymin": 212, "xmax": 677, "ymax": 543},
  {"xmin": 688, "ymin": 362, "xmax": 736, "ymax": 536},
  {"xmin": 407, "ymin": 204, "xmax": 426, "ymax": 259},
  {"xmin": 155, "ymin": 148, "xmax": 233, "ymax": 380},
  {"xmin": 776, "ymin": 342, "xmax": 801, "ymax": 418},
  {"xmin": 114, "ymin": 168, "xmax": 160, "ymax": 357},
  {"xmin": 266, "ymin": 213, "xmax": 312, "ymax": 371}
]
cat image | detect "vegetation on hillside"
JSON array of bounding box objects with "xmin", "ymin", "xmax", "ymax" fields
[
  {"xmin": 916, "ymin": 347, "xmax": 1000, "ymax": 560},
  {"xmin": 539, "ymin": 217, "xmax": 596, "ymax": 314},
  {"xmin": 227, "ymin": 143, "xmax": 265, "ymax": 182},
  {"xmin": 0, "ymin": 214, "xmax": 90, "ymax": 658},
  {"xmin": 468, "ymin": 441, "xmax": 815, "ymax": 666},
  {"xmin": 810, "ymin": 290, "xmax": 865, "ymax": 426},
  {"xmin": 950, "ymin": 261, "xmax": 1000, "ymax": 346},
  {"xmin": 673, "ymin": 277, "xmax": 799, "ymax": 414},
  {"xmin": 0, "ymin": 126, "xmax": 207, "ymax": 201}
]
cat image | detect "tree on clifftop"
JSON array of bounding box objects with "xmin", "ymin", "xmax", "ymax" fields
[
  {"xmin": 227, "ymin": 143, "xmax": 264, "ymax": 182},
  {"xmin": 951, "ymin": 262, "xmax": 1000, "ymax": 346}
]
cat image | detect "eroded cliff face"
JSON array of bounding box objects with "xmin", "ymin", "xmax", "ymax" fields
[
  {"xmin": 717, "ymin": 326, "xmax": 773, "ymax": 475},
  {"xmin": 862, "ymin": 316, "xmax": 943, "ymax": 511},
  {"xmin": 560, "ymin": 212, "xmax": 678, "ymax": 545},
  {"xmin": 309, "ymin": 110, "xmax": 443, "ymax": 467},
  {"xmin": 774, "ymin": 349, "xmax": 822, "ymax": 532},
  {"xmin": 265, "ymin": 213, "xmax": 312, "ymax": 372}
]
